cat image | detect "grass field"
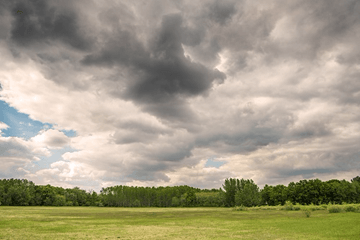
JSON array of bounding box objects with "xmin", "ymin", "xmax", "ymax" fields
[{"xmin": 0, "ymin": 205, "xmax": 359, "ymax": 239}]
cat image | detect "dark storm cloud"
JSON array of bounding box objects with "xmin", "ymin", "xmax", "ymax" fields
[
  {"xmin": 112, "ymin": 120, "xmax": 170, "ymax": 144},
  {"xmin": 82, "ymin": 13, "xmax": 226, "ymax": 120},
  {"xmin": 145, "ymin": 144, "xmax": 193, "ymax": 163},
  {"xmin": 196, "ymin": 127, "xmax": 284, "ymax": 155},
  {"xmin": 290, "ymin": 120, "xmax": 333, "ymax": 139},
  {"xmin": 9, "ymin": 0, "xmax": 92, "ymax": 51},
  {"xmin": 206, "ymin": 0, "xmax": 238, "ymax": 25},
  {"xmin": 141, "ymin": 99, "xmax": 198, "ymax": 125}
]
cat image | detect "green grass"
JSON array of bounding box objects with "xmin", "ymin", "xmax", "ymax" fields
[{"xmin": 0, "ymin": 206, "xmax": 359, "ymax": 239}]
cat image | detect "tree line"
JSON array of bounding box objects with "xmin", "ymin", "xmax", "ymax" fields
[{"xmin": 0, "ymin": 177, "xmax": 359, "ymax": 207}]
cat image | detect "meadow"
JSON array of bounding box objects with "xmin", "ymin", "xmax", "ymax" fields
[{"xmin": 0, "ymin": 205, "xmax": 359, "ymax": 239}]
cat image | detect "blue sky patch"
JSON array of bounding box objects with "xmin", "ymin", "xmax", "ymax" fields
[
  {"xmin": 205, "ymin": 157, "xmax": 225, "ymax": 168},
  {"xmin": 0, "ymin": 100, "xmax": 76, "ymax": 138},
  {"xmin": 0, "ymin": 100, "xmax": 52, "ymax": 139},
  {"xmin": 61, "ymin": 129, "xmax": 77, "ymax": 137}
]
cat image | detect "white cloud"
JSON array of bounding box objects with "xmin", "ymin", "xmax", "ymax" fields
[
  {"xmin": 26, "ymin": 160, "xmax": 106, "ymax": 191},
  {"xmin": 31, "ymin": 129, "xmax": 70, "ymax": 149},
  {"xmin": 0, "ymin": 122, "xmax": 9, "ymax": 136},
  {"xmin": 0, "ymin": 122, "xmax": 9, "ymax": 129},
  {"xmin": 0, "ymin": 136, "xmax": 50, "ymax": 178}
]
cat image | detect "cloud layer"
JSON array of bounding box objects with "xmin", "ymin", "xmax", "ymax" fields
[{"xmin": 0, "ymin": 0, "xmax": 359, "ymax": 191}]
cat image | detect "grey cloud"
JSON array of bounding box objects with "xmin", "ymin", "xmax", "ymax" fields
[
  {"xmin": 290, "ymin": 120, "xmax": 333, "ymax": 139},
  {"xmin": 206, "ymin": 0, "xmax": 238, "ymax": 25},
  {"xmin": 196, "ymin": 129, "xmax": 283, "ymax": 155},
  {"xmin": 117, "ymin": 120, "xmax": 170, "ymax": 135},
  {"xmin": 84, "ymin": 13, "xmax": 226, "ymax": 102},
  {"xmin": 82, "ymin": 12, "xmax": 226, "ymax": 122},
  {"xmin": 264, "ymin": 0, "xmax": 360, "ymax": 62},
  {"xmin": 176, "ymin": 168, "xmax": 231, "ymax": 189},
  {"xmin": 9, "ymin": 0, "xmax": 92, "ymax": 51},
  {"xmin": 183, "ymin": 38, "xmax": 222, "ymax": 68},
  {"xmin": 112, "ymin": 120, "xmax": 170, "ymax": 144},
  {"xmin": 332, "ymin": 71, "xmax": 360, "ymax": 105},
  {"xmin": 126, "ymin": 169, "xmax": 170, "ymax": 182},
  {"xmin": 141, "ymin": 99, "xmax": 199, "ymax": 126},
  {"xmin": 259, "ymin": 151, "xmax": 360, "ymax": 183},
  {"xmin": 0, "ymin": 137, "xmax": 38, "ymax": 178},
  {"xmin": 112, "ymin": 132, "xmax": 144, "ymax": 145},
  {"xmin": 194, "ymin": 104, "xmax": 295, "ymax": 155},
  {"xmin": 112, "ymin": 131, "xmax": 159, "ymax": 144},
  {"xmin": 146, "ymin": 144, "xmax": 193, "ymax": 163},
  {"xmin": 81, "ymin": 29, "xmax": 147, "ymax": 68},
  {"xmin": 0, "ymin": 138, "xmax": 32, "ymax": 158},
  {"xmin": 45, "ymin": 136, "xmax": 69, "ymax": 149}
]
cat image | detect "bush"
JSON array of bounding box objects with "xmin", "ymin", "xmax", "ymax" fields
[
  {"xmin": 344, "ymin": 206, "xmax": 357, "ymax": 212},
  {"xmin": 260, "ymin": 207, "xmax": 273, "ymax": 210},
  {"xmin": 233, "ymin": 205, "xmax": 247, "ymax": 211},
  {"xmin": 328, "ymin": 206, "xmax": 342, "ymax": 213},
  {"xmin": 303, "ymin": 210, "xmax": 311, "ymax": 218},
  {"xmin": 310, "ymin": 206, "xmax": 323, "ymax": 211},
  {"xmin": 282, "ymin": 201, "xmax": 294, "ymax": 211}
]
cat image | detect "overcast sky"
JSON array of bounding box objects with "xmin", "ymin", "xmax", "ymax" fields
[{"xmin": 0, "ymin": 0, "xmax": 359, "ymax": 191}]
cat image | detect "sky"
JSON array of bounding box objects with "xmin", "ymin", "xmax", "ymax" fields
[{"xmin": 0, "ymin": 0, "xmax": 360, "ymax": 192}]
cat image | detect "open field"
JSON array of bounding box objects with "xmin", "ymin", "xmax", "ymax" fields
[{"xmin": 0, "ymin": 205, "xmax": 359, "ymax": 239}]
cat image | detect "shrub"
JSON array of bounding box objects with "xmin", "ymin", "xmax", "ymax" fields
[
  {"xmin": 261, "ymin": 207, "xmax": 274, "ymax": 210},
  {"xmin": 233, "ymin": 205, "xmax": 247, "ymax": 211},
  {"xmin": 282, "ymin": 201, "xmax": 294, "ymax": 211},
  {"xmin": 293, "ymin": 206, "xmax": 301, "ymax": 211},
  {"xmin": 310, "ymin": 206, "xmax": 323, "ymax": 211},
  {"xmin": 344, "ymin": 206, "xmax": 357, "ymax": 212},
  {"xmin": 303, "ymin": 210, "xmax": 311, "ymax": 218},
  {"xmin": 328, "ymin": 206, "xmax": 342, "ymax": 213}
]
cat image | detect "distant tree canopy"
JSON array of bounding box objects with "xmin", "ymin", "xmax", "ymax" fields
[{"xmin": 0, "ymin": 176, "xmax": 359, "ymax": 207}]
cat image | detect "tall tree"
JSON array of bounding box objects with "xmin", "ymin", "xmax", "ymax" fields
[
  {"xmin": 235, "ymin": 179, "xmax": 261, "ymax": 207},
  {"xmin": 222, "ymin": 178, "xmax": 237, "ymax": 207}
]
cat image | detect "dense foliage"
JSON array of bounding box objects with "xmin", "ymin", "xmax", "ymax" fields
[
  {"xmin": 0, "ymin": 179, "xmax": 99, "ymax": 206},
  {"xmin": 0, "ymin": 176, "xmax": 359, "ymax": 207}
]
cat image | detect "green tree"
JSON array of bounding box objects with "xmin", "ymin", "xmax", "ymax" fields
[
  {"xmin": 54, "ymin": 194, "xmax": 66, "ymax": 206},
  {"xmin": 185, "ymin": 190, "xmax": 196, "ymax": 207},
  {"xmin": 222, "ymin": 178, "xmax": 237, "ymax": 207},
  {"xmin": 351, "ymin": 180, "xmax": 360, "ymax": 203},
  {"xmin": 351, "ymin": 176, "xmax": 360, "ymax": 183},
  {"xmin": 132, "ymin": 199, "xmax": 141, "ymax": 207},
  {"xmin": 261, "ymin": 184, "xmax": 273, "ymax": 205},
  {"xmin": 171, "ymin": 196, "xmax": 180, "ymax": 207},
  {"xmin": 235, "ymin": 179, "xmax": 261, "ymax": 207}
]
